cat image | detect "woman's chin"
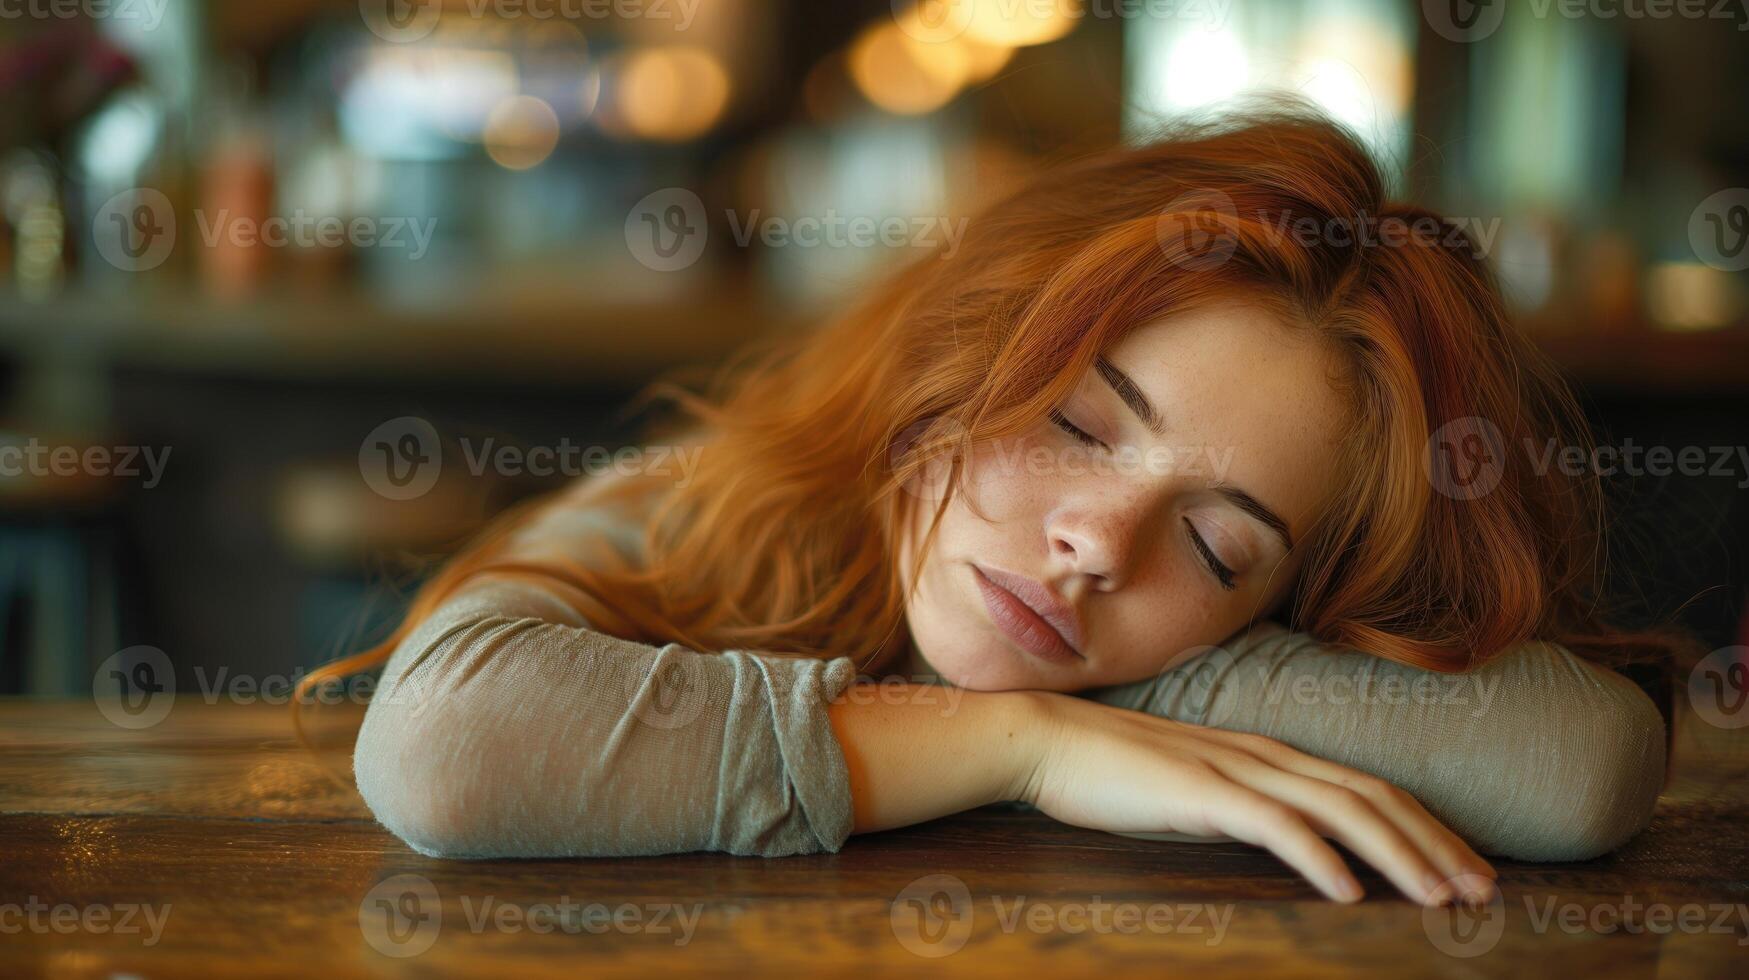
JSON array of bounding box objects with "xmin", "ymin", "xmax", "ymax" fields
[{"xmin": 923, "ymin": 649, "xmax": 1074, "ymax": 693}]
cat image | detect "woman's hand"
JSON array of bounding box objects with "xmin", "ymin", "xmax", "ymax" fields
[{"xmin": 1014, "ymin": 691, "xmax": 1500, "ymax": 906}]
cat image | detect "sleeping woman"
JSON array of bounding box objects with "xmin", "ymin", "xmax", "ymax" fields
[{"xmin": 296, "ymin": 98, "xmax": 1674, "ymax": 909}]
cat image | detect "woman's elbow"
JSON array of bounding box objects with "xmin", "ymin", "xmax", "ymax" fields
[
  {"xmin": 1469, "ymin": 647, "xmax": 1667, "ymax": 863},
  {"xmin": 354, "ymin": 709, "xmax": 489, "ymax": 859}
]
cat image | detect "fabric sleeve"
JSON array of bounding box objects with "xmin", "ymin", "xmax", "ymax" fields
[
  {"xmin": 1081, "ymin": 623, "xmax": 1667, "ymax": 862},
  {"xmin": 350, "ymin": 484, "xmax": 860, "ymax": 859}
]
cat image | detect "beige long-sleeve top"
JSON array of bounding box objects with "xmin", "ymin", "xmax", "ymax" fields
[{"xmin": 353, "ymin": 476, "xmax": 1667, "ymax": 863}]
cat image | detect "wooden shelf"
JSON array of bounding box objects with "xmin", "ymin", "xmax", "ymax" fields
[
  {"xmin": 4, "ymin": 287, "xmax": 1744, "ymax": 393},
  {"xmin": 1531, "ymin": 327, "xmax": 1749, "ymax": 394},
  {"xmin": 0, "ymin": 281, "xmax": 801, "ymax": 386}
]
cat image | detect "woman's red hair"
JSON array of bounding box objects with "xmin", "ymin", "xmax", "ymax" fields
[{"xmin": 295, "ymin": 94, "xmax": 1682, "ymax": 739}]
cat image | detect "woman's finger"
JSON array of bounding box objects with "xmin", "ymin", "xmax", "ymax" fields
[
  {"xmin": 1191, "ymin": 776, "xmax": 1366, "ymax": 903},
  {"xmin": 1204, "ymin": 749, "xmax": 1451, "ymax": 905},
  {"xmin": 1203, "ymin": 729, "xmax": 1497, "ymax": 898}
]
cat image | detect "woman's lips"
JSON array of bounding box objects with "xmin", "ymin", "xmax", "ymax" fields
[{"xmin": 970, "ymin": 564, "xmax": 1084, "ymax": 666}]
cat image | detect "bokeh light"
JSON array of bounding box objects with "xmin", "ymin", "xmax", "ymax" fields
[
  {"xmin": 482, "ymin": 95, "xmax": 561, "ymax": 170},
  {"xmin": 850, "ymin": 22, "xmax": 963, "ymax": 115},
  {"xmin": 613, "ymin": 46, "xmax": 731, "ymax": 142}
]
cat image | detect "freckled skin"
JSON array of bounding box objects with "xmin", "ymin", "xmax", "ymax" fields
[{"xmin": 898, "ymin": 302, "xmax": 1350, "ymax": 692}]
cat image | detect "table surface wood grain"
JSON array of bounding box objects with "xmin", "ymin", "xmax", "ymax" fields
[{"xmin": 2, "ymin": 696, "xmax": 1746, "ymax": 978}]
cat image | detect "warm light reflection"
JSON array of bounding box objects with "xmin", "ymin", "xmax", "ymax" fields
[
  {"xmin": 964, "ymin": 0, "xmax": 1080, "ymax": 47},
  {"xmin": 614, "ymin": 46, "xmax": 731, "ymax": 141},
  {"xmin": 482, "ymin": 95, "xmax": 561, "ymax": 170},
  {"xmin": 1646, "ymin": 262, "xmax": 1745, "ymax": 332},
  {"xmin": 952, "ymin": 37, "xmax": 1014, "ymax": 83},
  {"xmin": 850, "ymin": 23, "xmax": 962, "ymax": 115}
]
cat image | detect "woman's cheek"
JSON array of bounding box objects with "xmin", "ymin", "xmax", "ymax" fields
[{"xmin": 1099, "ymin": 596, "xmax": 1224, "ymax": 680}]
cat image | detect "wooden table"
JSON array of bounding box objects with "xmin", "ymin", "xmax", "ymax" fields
[{"xmin": 2, "ymin": 698, "xmax": 1745, "ymax": 977}]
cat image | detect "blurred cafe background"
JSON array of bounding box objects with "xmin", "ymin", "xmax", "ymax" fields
[{"xmin": 1, "ymin": 0, "xmax": 1746, "ymax": 696}]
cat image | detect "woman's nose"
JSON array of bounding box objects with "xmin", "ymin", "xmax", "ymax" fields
[{"xmin": 1046, "ymin": 514, "xmax": 1129, "ymax": 592}]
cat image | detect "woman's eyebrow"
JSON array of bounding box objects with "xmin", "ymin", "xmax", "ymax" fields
[
  {"xmin": 1214, "ymin": 485, "xmax": 1295, "ymax": 552},
  {"xmin": 1093, "ymin": 356, "xmax": 1167, "ymax": 438}
]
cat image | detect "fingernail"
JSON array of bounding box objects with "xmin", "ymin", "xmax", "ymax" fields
[
  {"xmin": 1334, "ymin": 877, "xmax": 1363, "ymax": 902},
  {"xmin": 1422, "ymin": 872, "xmax": 1448, "ymax": 902}
]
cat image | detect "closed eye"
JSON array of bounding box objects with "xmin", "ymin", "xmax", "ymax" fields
[
  {"xmin": 1183, "ymin": 517, "xmax": 1238, "ymax": 591},
  {"xmin": 1048, "ymin": 408, "xmax": 1107, "ymax": 451}
]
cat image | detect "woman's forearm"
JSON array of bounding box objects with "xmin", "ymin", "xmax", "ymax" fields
[
  {"xmin": 826, "ymin": 684, "xmax": 1041, "ymax": 834},
  {"xmin": 830, "ymin": 678, "xmax": 1499, "ymax": 905},
  {"xmin": 1085, "ymin": 624, "xmax": 1666, "ymax": 861}
]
